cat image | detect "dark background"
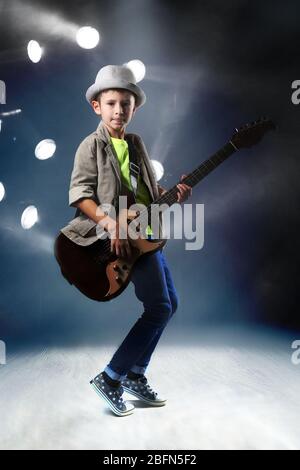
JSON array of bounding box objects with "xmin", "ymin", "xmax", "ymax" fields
[{"xmin": 0, "ymin": 0, "xmax": 299, "ymax": 350}]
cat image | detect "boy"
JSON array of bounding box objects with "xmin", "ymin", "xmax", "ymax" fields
[{"xmin": 60, "ymin": 65, "xmax": 192, "ymax": 416}]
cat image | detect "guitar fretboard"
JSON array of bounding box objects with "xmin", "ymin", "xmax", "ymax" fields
[{"xmin": 148, "ymin": 141, "xmax": 237, "ymax": 213}]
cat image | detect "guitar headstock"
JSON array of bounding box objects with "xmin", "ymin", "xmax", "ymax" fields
[{"xmin": 231, "ymin": 117, "xmax": 276, "ymax": 150}]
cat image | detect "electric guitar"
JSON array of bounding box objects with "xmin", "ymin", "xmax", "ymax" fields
[{"xmin": 54, "ymin": 118, "xmax": 275, "ymax": 302}]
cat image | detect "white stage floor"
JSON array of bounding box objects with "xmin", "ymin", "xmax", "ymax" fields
[{"xmin": 0, "ymin": 325, "xmax": 299, "ymax": 450}]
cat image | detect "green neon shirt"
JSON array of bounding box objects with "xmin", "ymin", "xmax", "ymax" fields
[{"xmin": 110, "ymin": 137, "xmax": 153, "ymax": 236}]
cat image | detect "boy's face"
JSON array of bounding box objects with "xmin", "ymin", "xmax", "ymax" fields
[{"xmin": 91, "ymin": 89, "xmax": 136, "ymax": 134}]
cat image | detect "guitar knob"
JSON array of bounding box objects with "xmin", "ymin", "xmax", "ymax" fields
[
  {"xmin": 122, "ymin": 265, "xmax": 127, "ymax": 270},
  {"xmin": 113, "ymin": 264, "xmax": 120, "ymax": 271}
]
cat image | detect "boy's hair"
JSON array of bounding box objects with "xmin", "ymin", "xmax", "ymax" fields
[{"xmin": 95, "ymin": 88, "xmax": 136, "ymax": 105}]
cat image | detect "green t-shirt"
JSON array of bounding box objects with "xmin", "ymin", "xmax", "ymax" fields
[{"xmin": 110, "ymin": 137, "xmax": 153, "ymax": 236}]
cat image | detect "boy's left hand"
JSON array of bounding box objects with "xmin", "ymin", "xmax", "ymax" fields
[{"xmin": 176, "ymin": 174, "xmax": 192, "ymax": 203}]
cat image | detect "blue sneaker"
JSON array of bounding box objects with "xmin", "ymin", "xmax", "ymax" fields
[
  {"xmin": 121, "ymin": 376, "xmax": 167, "ymax": 407},
  {"xmin": 90, "ymin": 372, "xmax": 135, "ymax": 417}
]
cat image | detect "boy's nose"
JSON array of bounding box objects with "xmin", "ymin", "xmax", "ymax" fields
[{"xmin": 114, "ymin": 104, "xmax": 125, "ymax": 114}]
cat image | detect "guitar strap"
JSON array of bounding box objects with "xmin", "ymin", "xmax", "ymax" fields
[{"xmin": 125, "ymin": 136, "xmax": 140, "ymax": 202}]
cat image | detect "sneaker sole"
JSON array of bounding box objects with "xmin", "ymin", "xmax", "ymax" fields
[
  {"xmin": 122, "ymin": 385, "xmax": 167, "ymax": 406},
  {"xmin": 90, "ymin": 380, "xmax": 135, "ymax": 416}
]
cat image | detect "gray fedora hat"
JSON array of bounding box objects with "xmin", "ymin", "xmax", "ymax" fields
[{"xmin": 86, "ymin": 64, "xmax": 146, "ymax": 108}]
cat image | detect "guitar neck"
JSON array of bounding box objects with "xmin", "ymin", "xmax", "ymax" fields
[{"xmin": 152, "ymin": 141, "xmax": 237, "ymax": 209}]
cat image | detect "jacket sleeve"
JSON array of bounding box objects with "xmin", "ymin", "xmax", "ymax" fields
[{"xmin": 68, "ymin": 137, "xmax": 98, "ymax": 207}]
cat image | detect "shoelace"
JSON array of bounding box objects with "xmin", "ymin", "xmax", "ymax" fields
[{"xmin": 137, "ymin": 377, "xmax": 158, "ymax": 397}]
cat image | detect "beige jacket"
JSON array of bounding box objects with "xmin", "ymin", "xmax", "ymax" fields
[{"xmin": 60, "ymin": 120, "xmax": 164, "ymax": 246}]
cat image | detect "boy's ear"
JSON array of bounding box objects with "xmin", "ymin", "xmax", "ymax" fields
[{"xmin": 91, "ymin": 100, "xmax": 101, "ymax": 116}]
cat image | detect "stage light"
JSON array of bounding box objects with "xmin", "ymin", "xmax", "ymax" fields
[
  {"xmin": 76, "ymin": 26, "xmax": 100, "ymax": 49},
  {"xmin": 151, "ymin": 160, "xmax": 164, "ymax": 181},
  {"xmin": 35, "ymin": 139, "xmax": 56, "ymax": 160},
  {"xmin": 0, "ymin": 109, "xmax": 22, "ymax": 134},
  {"xmin": 21, "ymin": 206, "xmax": 38, "ymax": 230},
  {"xmin": 0, "ymin": 109, "xmax": 22, "ymax": 117},
  {"xmin": 125, "ymin": 60, "xmax": 146, "ymax": 83},
  {"xmin": 27, "ymin": 40, "xmax": 43, "ymax": 63},
  {"xmin": 0, "ymin": 182, "xmax": 5, "ymax": 202}
]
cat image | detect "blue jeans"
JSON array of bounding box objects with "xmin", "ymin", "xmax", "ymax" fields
[{"xmin": 104, "ymin": 247, "xmax": 178, "ymax": 381}]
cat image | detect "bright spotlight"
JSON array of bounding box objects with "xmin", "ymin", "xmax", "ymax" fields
[
  {"xmin": 0, "ymin": 182, "xmax": 5, "ymax": 202},
  {"xmin": 0, "ymin": 109, "xmax": 22, "ymax": 117},
  {"xmin": 35, "ymin": 139, "xmax": 56, "ymax": 160},
  {"xmin": 76, "ymin": 26, "xmax": 100, "ymax": 49},
  {"xmin": 151, "ymin": 160, "xmax": 164, "ymax": 182},
  {"xmin": 21, "ymin": 206, "xmax": 38, "ymax": 230},
  {"xmin": 125, "ymin": 60, "xmax": 146, "ymax": 83},
  {"xmin": 27, "ymin": 40, "xmax": 43, "ymax": 63}
]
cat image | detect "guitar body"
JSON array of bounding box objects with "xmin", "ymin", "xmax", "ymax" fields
[
  {"xmin": 54, "ymin": 231, "xmax": 166, "ymax": 302},
  {"xmin": 55, "ymin": 181, "xmax": 167, "ymax": 302}
]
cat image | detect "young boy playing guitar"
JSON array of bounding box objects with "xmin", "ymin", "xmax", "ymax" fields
[{"xmin": 58, "ymin": 65, "xmax": 192, "ymax": 416}]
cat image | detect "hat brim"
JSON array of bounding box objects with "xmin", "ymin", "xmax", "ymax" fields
[{"xmin": 86, "ymin": 79, "xmax": 146, "ymax": 108}]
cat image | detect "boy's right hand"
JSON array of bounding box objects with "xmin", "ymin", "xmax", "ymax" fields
[{"xmin": 105, "ymin": 218, "xmax": 132, "ymax": 259}]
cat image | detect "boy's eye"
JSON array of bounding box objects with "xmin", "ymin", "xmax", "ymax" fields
[{"xmin": 107, "ymin": 102, "xmax": 130, "ymax": 106}]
